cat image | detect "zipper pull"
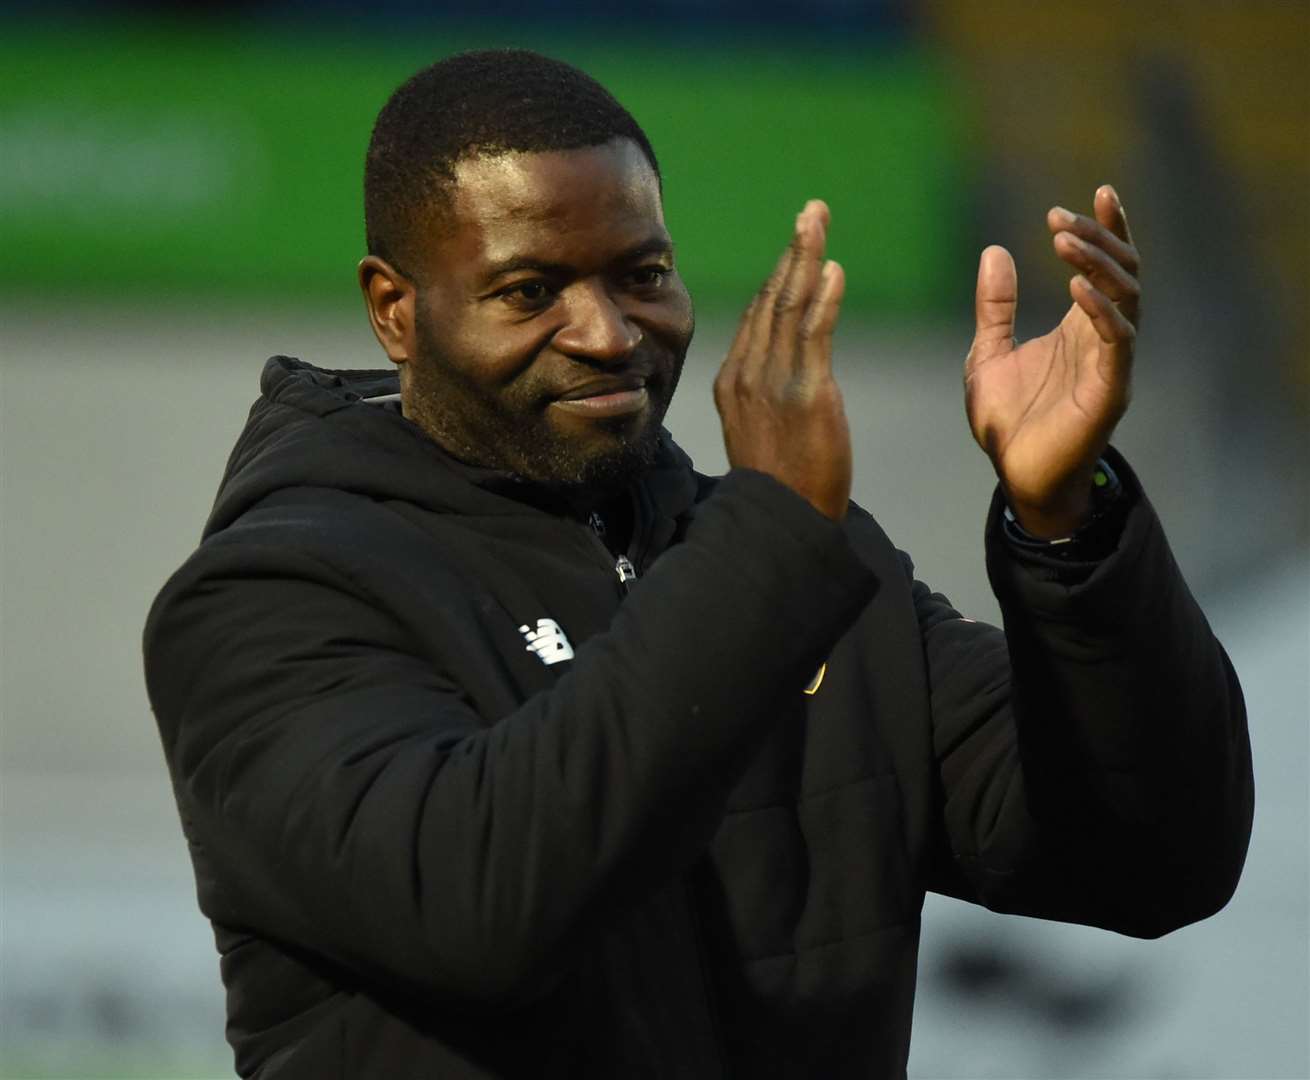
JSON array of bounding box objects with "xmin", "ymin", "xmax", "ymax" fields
[
  {"xmin": 614, "ymin": 554, "xmax": 637, "ymax": 590},
  {"xmin": 588, "ymin": 511, "xmax": 606, "ymax": 538}
]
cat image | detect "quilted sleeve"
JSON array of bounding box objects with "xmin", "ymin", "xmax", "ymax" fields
[{"xmin": 919, "ymin": 453, "xmax": 1253, "ymax": 937}]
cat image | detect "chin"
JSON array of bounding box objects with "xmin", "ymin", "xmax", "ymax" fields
[
  {"xmin": 575, "ymin": 439, "xmax": 661, "ymax": 490},
  {"xmin": 525, "ymin": 421, "xmax": 663, "ymax": 491}
]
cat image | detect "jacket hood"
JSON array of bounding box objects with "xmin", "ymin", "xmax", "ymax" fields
[{"xmin": 204, "ymin": 356, "xmax": 697, "ymax": 539}]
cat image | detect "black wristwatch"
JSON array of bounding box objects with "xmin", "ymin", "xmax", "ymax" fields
[{"xmin": 1002, "ymin": 458, "xmax": 1127, "ymax": 562}]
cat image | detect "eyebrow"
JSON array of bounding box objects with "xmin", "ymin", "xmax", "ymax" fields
[{"xmin": 480, "ymin": 237, "xmax": 675, "ymax": 283}]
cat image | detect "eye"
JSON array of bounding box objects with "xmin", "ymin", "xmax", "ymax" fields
[
  {"xmin": 626, "ymin": 266, "xmax": 669, "ymax": 290},
  {"xmin": 499, "ymin": 280, "xmax": 557, "ymax": 308}
]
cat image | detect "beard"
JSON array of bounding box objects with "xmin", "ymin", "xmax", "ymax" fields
[{"xmin": 405, "ymin": 310, "xmax": 684, "ymax": 493}]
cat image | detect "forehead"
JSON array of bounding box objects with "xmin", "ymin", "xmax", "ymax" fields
[{"xmin": 435, "ymin": 139, "xmax": 667, "ymax": 272}]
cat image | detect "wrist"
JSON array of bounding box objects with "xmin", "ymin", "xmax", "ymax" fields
[
  {"xmin": 1005, "ymin": 478, "xmax": 1095, "ymax": 540},
  {"xmin": 1003, "ymin": 459, "xmax": 1126, "ymax": 556}
]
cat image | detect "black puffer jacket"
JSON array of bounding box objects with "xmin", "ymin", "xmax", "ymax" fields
[{"xmin": 143, "ymin": 357, "xmax": 1252, "ymax": 1078}]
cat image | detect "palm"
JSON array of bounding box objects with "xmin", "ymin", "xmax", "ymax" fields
[
  {"xmin": 964, "ymin": 189, "xmax": 1140, "ymax": 536},
  {"xmin": 966, "ymin": 303, "xmax": 1124, "ymax": 511}
]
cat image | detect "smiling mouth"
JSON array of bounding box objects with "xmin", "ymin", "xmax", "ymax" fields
[
  {"xmin": 550, "ymin": 378, "xmax": 651, "ymax": 419},
  {"xmin": 550, "ymin": 387, "xmax": 649, "ymax": 418}
]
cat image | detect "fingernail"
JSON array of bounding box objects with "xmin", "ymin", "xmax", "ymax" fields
[
  {"xmin": 1052, "ymin": 207, "xmax": 1076, "ymax": 226},
  {"xmin": 1099, "ymin": 185, "xmax": 1127, "ymax": 220}
]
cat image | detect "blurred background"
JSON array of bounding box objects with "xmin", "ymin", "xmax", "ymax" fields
[{"xmin": 1, "ymin": 1, "xmax": 1306, "ymax": 1076}]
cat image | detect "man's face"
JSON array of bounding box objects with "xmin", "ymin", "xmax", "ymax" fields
[{"xmin": 402, "ymin": 138, "xmax": 694, "ymax": 490}]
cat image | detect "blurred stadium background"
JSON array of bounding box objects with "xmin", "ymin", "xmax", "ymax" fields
[{"xmin": 1, "ymin": 1, "xmax": 1306, "ymax": 1077}]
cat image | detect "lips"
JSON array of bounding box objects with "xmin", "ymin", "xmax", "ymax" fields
[
  {"xmin": 550, "ymin": 374, "xmax": 652, "ymax": 419},
  {"xmin": 554, "ymin": 374, "xmax": 648, "ymax": 402}
]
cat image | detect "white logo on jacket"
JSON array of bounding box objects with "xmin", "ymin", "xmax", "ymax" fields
[{"xmin": 518, "ymin": 618, "xmax": 575, "ymax": 665}]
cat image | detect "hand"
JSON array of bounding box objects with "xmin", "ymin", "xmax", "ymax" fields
[
  {"xmin": 965, "ymin": 185, "xmax": 1140, "ymax": 538},
  {"xmin": 714, "ymin": 201, "xmax": 852, "ymax": 521}
]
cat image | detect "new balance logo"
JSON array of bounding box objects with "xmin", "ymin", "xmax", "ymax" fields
[{"xmin": 519, "ymin": 618, "xmax": 575, "ymax": 666}]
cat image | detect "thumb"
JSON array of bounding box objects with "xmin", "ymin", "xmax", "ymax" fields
[{"xmin": 970, "ymin": 245, "xmax": 1018, "ymax": 363}]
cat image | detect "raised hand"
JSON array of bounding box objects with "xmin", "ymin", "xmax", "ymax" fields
[
  {"xmin": 714, "ymin": 200, "xmax": 852, "ymax": 521},
  {"xmin": 965, "ymin": 186, "xmax": 1140, "ymax": 538}
]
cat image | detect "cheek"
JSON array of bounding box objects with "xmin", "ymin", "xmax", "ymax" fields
[
  {"xmin": 672, "ymin": 280, "xmax": 695, "ymax": 335},
  {"xmin": 649, "ymin": 284, "xmax": 695, "ymax": 350},
  {"xmin": 422, "ymin": 314, "xmax": 544, "ymax": 389}
]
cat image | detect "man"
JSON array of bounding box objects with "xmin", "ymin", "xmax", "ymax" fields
[{"xmin": 144, "ymin": 49, "xmax": 1253, "ymax": 1078}]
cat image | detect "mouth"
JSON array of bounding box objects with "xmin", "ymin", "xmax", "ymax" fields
[{"xmin": 550, "ymin": 375, "xmax": 651, "ymax": 419}]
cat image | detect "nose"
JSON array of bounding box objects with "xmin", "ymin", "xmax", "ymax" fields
[{"xmin": 551, "ymin": 281, "xmax": 642, "ymax": 363}]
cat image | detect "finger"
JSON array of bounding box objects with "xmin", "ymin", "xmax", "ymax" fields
[
  {"xmin": 739, "ymin": 221, "xmax": 804, "ymax": 381},
  {"xmin": 969, "ymin": 245, "xmax": 1017, "ymax": 367},
  {"xmin": 1046, "ymin": 206, "xmax": 1138, "ymax": 277},
  {"xmin": 719, "ymin": 295, "xmax": 758, "ymax": 386},
  {"xmin": 770, "ymin": 200, "xmax": 830, "ymax": 373},
  {"xmin": 1052, "ymin": 231, "xmax": 1140, "ymax": 323},
  {"xmin": 1094, "ymin": 184, "xmax": 1133, "ymax": 246},
  {"xmin": 1071, "ymin": 273, "xmax": 1135, "ymax": 366},
  {"xmin": 798, "ymin": 259, "xmax": 845, "ymax": 377}
]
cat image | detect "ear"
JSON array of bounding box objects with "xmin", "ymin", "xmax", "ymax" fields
[{"xmin": 358, "ymin": 255, "xmax": 417, "ymax": 366}]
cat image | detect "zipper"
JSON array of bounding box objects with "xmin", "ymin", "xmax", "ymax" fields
[
  {"xmin": 588, "ymin": 502, "xmax": 719, "ymax": 1068},
  {"xmin": 614, "ymin": 554, "xmax": 637, "ymax": 592},
  {"xmin": 586, "ymin": 511, "xmax": 639, "ymax": 595}
]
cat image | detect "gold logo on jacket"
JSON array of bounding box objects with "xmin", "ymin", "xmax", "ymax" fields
[{"xmin": 803, "ymin": 663, "xmax": 827, "ymax": 696}]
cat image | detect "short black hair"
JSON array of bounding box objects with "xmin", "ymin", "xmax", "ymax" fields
[{"xmin": 364, "ymin": 49, "xmax": 660, "ymax": 278}]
